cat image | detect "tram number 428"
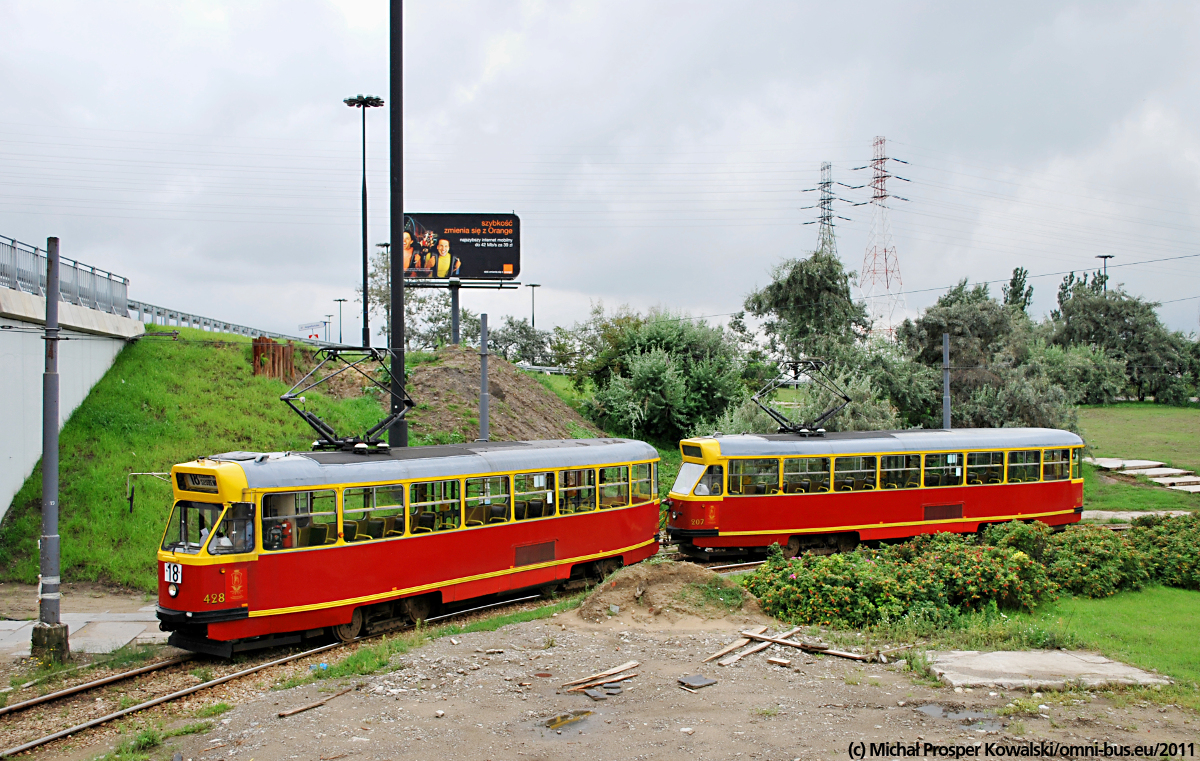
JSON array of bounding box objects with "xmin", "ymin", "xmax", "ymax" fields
[{"xmin": 163, "ymin": 563, "xmax": 182, "ymax": 584}]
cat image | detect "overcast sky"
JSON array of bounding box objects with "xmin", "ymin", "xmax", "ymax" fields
[{"xmin": 2, "ymin": 1, "xmax": 1198, "ymax": 342}]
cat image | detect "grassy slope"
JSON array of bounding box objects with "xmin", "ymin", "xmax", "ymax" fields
[
  {"xmin": 1029, "ymin": 587, "xmax": 1200, "ymax": 686},
  {"xmin": 1079, "ymin": 402, "xmax": 1200, "ymax": 471},
  {"xmin": 0, "ymin": 328, "xmax": 412, "ymax": 591}
]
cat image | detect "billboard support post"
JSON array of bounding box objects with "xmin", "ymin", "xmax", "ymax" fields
[
  {"xmin": 450, "ymin": 279, "xmax": 460, "ymax": 345},
  {"xmin": 388, "ymin": 0, "xmax": 408, "ymax": 447}
]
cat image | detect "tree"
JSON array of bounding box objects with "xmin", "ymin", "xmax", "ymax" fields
[
  {"xmin": 358, "ymin": 247, "xmax": 478, "ymax": 352},
  {"xmin": 1051, "ymin": 274, "xmax": 1192, "ymax": 403},
  {"xmin": 743, "ymin": 250, "xmax": 870, "ymax": 358},
  {"xmin": 489, "ymin": 316, "xmax": 552, "ymax": 365},
  {"xmin": 897, "ymin": 280, "xmax": 1018, "ymax": 369},
  {"xmin": 1002, "ymin": 267, "xmax": 1034, "ymax": 313}
]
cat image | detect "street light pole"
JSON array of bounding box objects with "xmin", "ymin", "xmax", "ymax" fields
[
  {"xmin": 526, "ymin": 283, "xmax": 540, "ymax": 329},
  {"xmin": 334, "ymin": 298, "xmax": 347, "ymax": 344},
  {"xmin": 324, "ymin": 314, "xmax": 334, "ymax": 343},
  {"xmin": 389, "ymin": 0, "xmax": 408, "ymax": 447},
  {"xmin": 345, "ymin": 93, "xmax": 384, "ymax": 348},
  {"xmin": 1096, "ymin": 254, "xmax": 1114, "ymax": 293}
]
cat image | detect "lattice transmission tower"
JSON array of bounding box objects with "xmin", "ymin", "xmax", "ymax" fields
[
  {"xmin": 860, "ymin": 136, "xmax": 906, "ymax": 337},
  {"xmin": 815, "ymin": 161, "xmax": 838, "ymax": 258}
]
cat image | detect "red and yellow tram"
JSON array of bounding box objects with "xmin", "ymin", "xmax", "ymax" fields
[
  {"xmin": 665, "ymin": 428, "xmax": 1083, "ymax": 558},
  {"xmin": 156, "ymin": 438, "xmax": 660, "ymax": 657}
]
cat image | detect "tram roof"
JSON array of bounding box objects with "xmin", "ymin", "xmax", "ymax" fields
[
  {"xmin": 207, "ymin": 438, "xmax": 659, "ymax": 490},
  {"xmin": 696, "ymin": 427, "xmax": 1083, "ymax": 458}
]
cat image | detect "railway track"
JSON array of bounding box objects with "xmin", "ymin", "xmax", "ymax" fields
[{"xmin": 0, "ymin": 593, "xmax": 542, "ymax": 758}]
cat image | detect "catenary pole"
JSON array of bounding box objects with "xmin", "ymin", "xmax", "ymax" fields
[
  {"xmin": 479, "ymin": 314, "xmax": 489, "ymax": 441},
  {"xmin": 35, "ymin": 237, "xmax": 68, "ymax": 662},
  {"xmin": 389, "ymin": 0, "xmax": 408, "ymax": 446},
  {"xmin": 942, "ymin": 333, "xmax": 951, "ymax": 430}
]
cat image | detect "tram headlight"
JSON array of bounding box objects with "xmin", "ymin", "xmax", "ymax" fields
[{"xmin": 168, "ymin": 583, "xmax": 178, "ymax": 598}]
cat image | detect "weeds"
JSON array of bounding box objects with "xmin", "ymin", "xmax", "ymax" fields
[
  {"xmin": 997, "ymin": 698, "xmax": 1042, "ymax": 717},
  {"xmin": 1007, "ymin": 719, "xmax": 1027, "ymax": 735},
  {"xmin": 166, "ymin": 721, "xmax": 213, "ymax": 737},
  {"xmin": 752, "ymin": 706, "xmax": 780, "ymax": 718},
  {"xmin": 676, "ymin": 577, "xmax": 747, "ymax": 613},
  {"xmin": 195, "ymin": 701, "xmax": 232, "ymax": 718},
  {"xmin": 189, "ymin": 667, "xmax": 215, "ymax": 683}
]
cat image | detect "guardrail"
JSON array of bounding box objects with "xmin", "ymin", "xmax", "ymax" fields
[
  {"xmin": 515, "ymin": 363, "xmax": 570, "ymax": 375},
  {"xmin": 127, "ymin": 299, "xmax": 335, "ymax": 346},
  {"xmin": 0, "ymin": 235, "xmax": 129, "ymax": 315}
]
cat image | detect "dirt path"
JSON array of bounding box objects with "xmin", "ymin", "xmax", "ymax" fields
[{"xmin": 48, "ymin": 610, "xmax": 1192, "ymax": 761}]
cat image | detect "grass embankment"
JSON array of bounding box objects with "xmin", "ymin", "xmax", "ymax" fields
[
  {"xmin": 1078, "ymin": 403, "xmax": 1199, "ymax": 512},
  {"xmin": 0, "ymin": 327, "xmax": 423, "ymax": 592}
]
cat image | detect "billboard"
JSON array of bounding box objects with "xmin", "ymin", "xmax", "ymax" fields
[{"xmin": 402, "ymin": 213, "xmax": 520, "ymax": 280}]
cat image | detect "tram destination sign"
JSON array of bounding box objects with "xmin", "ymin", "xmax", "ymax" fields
[{"xmin": 402, "ymin": 213, "xmax": 520, "ymax": 281}]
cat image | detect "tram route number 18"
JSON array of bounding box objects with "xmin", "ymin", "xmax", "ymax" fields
[{"xmin": 163, "ymin": 563, "xmax": 182, "ymax": 584}]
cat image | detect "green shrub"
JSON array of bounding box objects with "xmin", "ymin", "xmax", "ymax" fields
[
  {"xmin": 982, "ymin": 520, "xmax": 1053, "ymax": 564},
  {"xmin": 1046, "ymin": 524, "xmax": 1149, "ymax": 598},
  {"xmin": 1126, "ymin": 513, "xmax": 1200, "ymax": 590}
]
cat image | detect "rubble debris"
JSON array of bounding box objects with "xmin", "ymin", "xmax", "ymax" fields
[
  {"xmin": 767, "ymin": 657, "xmax": 792, "ymax": 667},
  {"xmin": 562, "ymin": 660, "xmax": 639, "ymax": 687},
  {"xmin": 718, "ymin": 627, "xmax": 801, "ymax": 666},
  {"xmin": 678, "ymin": 674, "xmax": 717, "ymax": 690},
  {"xmin": 704, "ymin": 625, "xmax": 769, "ymax": 662},
  {"xmin": 566, "ymin": 672, "xmax": 639, "ymax": 693},
  {"xmin": 545, "ymin": 710, "xmax": 592, "ymax": 730},
  {"xmin": 583, "ymin": 688, "xmax": 608, "ymax": 700},
  {"xmin": 277, "ymin": 687, "xmax": 353, "ymax": 718}
]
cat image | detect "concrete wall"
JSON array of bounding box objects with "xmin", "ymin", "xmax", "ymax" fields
[{"xmin": 0, "ymin": 288, "xmax": 144, "ymax": 523}]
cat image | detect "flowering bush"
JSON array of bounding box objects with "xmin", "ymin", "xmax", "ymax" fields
[
  {"xmin": 1046, "ymin": 524, "xmax": 1149, "ymax": 598},
  {"xmin": 1125, "ymin": 513, "xmax": 1200, "ymax": 590}
]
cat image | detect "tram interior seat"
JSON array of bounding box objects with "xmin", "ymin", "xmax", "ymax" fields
[
  {"xmin": 529, "ymin": 498, "xmax": 546, "ymax": 517},
  {"xmin": 926, "ymin": 473, "xmax": 941, "ymax": 487},
  {"xmin": 514, "ymin": 501, "xmax": 527, "ymax": 520},
  {"xmin": 835, "ymin": 479, "xmax": 852, "ymax": 492},
  {"xmin": 362, "ymin": 519, "xmax": 384, "ymax": 539},
  {"xmin": 786, "ymin": 480, "xmax": 807, "ymax": 494},
  {"xmin": 306, "ymin": 524, "xmax": 327, "ymax": 547},
  {"xmin": 488, "ymin": 505, "xmax": 508, "ymax": 524},
  {"xmin": 854, "ymin": 478, "xmax": 875, "ymax": 491},
  {"xmin": 413, "ymin": 512, "xmax": 435, "ymax": 533},
  {"xmin": 383, "ymin": 516, "xmax": 403, "ymax": 537},
  {"xmin": 297, "ymin": 526, "xmax": 312, "ymax": 547}
]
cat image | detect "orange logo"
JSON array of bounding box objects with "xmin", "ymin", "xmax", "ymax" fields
[
  {"xmin": 502, "ymin": 264, "xmax": 514, "ymax": 273},
  {"xmin": 228, "ymin": 568, "xmax": 247, "ymax": 601}
]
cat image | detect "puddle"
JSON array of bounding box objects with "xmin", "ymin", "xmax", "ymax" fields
[
  {"xmin": 544, "ymin": 711, "xmax": 593, "ymax": 731},
  {"xmin": 916, "ymin": 704, "xmax": 1003, "ymax": 732}
]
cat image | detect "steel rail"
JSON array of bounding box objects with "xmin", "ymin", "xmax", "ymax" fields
[
  {"xmin": 0, "ymin": 656, "xmax": 192, "ymax": 718},
  {"xmin": 0, "ymin": 592, "xmax": 555, "ymax": 757}
]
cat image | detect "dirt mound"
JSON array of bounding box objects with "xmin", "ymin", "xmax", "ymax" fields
[
  {"xmin": 406, "ymin": 345, "xmax": 603, "ymax": 442},
  {"xmin": 578, "ymin": 560, "xmax": 765, "ymax": 626}
]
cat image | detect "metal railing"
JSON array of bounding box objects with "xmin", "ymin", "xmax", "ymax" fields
[
  {"xmin": 127, "ymin": 299, "xmax": 334, "ymax": 346},
  {"xmin": 0, "ymin": 235, "xmax": 129, "ymax": 315}
]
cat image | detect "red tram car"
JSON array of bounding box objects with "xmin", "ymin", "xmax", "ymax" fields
[
  {"xmin": 156, "ymin": 439, "xmax": 660, "ymax": 656},
  {"xmin": 665, "ymin": 428, "xmax": 1083, "ymax": 558}
]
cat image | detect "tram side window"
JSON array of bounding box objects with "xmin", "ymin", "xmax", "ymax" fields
[
  {"xmin": 728, "ymin": 459, "xmax": 780, "ymax": 495},
  {"xmin": 694, "ymin": 465, "xmax": 723, "ymax": 496},
  {"xmin": 262, "ymin": 490, "xmax": 337, "ymax": 551},
  {"xmin": 783, "ymin": 457, "xmax": 831, "ymax": 494},
  {"xmin": 465, "ymin": 476, "xmax": 511, "ymax": 526},
  {"xmin": 514, "ymin": 472, "xmax": 555, "ymax": 520},
  {"xmin": 1071, "ymin": 447, "xmax": 1083, "ymax": 479},
  {"xmin": 1007, "ymin": 450, "xmax": 1041, "ymax": 483},
  {"xmin": 343, "ymin": 484, "xmax": 406, "ymax": 541},
  {"xmin": 599, "ymin": 466, "xmax": 630, "ymax": 509},
  {"xmin": 559, "ymin": 469, "xmax": 596, "ymax": 514},
  {"xmin": 631, "ymin": 463, "xmax": 655, "ymax": 504},
  {"xmin": 208, "ymin": 503, "xmax": 255, "ymax": 555},
  {"xmin": 1043, "ymin": 449, "xmax": 1070, "ymax": 481},
  {"xmin": 880, "ymin": 455, "xmax": 921, "ymax": 490},
  {"xmin": 161, "ymin": 501, "xmax": 224, "ymax": 554},
  {"xmin": 410, "ymin": 480, "xmax": 461, "ymax": 533},
  {"xmin": 924, "ymin": 453, "xmax": 964, "ymax": 487},
  {"xmin": 966, "ymin": 452, "xmax": 1004, "ymax": 485},
  {"xmin": 834, "ymin": 456, "xmax": 876, "ymax": 491}
]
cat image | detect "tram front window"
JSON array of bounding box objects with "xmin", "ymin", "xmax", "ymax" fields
[
  {"xmin": 208, "ymin": 503, "xmax": 255, "ymax": 555},
  {"xmin": 161, "ymin": 501, "xmax": 225, "ymax": 554}
]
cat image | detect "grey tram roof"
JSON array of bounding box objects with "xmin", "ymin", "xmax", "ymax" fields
[
  {"xmin": 206, "ymin": 438, "xmax": 659, "ymax": 490},
  {"xmin": 699, "ymin": 428, "xmax": 1083, "ymax": 458}
]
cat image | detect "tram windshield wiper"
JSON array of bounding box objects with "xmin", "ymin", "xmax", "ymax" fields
[
  {"xmin": 750, "ymin": 360, "xmax": 851, "ymax": 437},
  {"xmin": 280, "ymin": 347, "xmax": 415, "ymax": 452}
]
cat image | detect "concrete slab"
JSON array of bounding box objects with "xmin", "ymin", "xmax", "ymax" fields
[
  {"xmin": 1118, "ymin": 467, "xmax": 1193, "ymax": 477},
  {"xmin": 68, "ymin": 621, "xmax": 149, "ymax": 654},
  {"xmin": 1082, "ymin": 510, "xmax": 1191, "ymax": 522},
  {"xmin": 927, "ymin": 650, "xmax": 1171, "ymax": 690},
  {"xmin": 1084, "ymin": 457, "xmax": 1128, "ymax": 470},
  {"xmin": 1168, "ymin": 485, "xmax": 1200, "ymax": 494},
  {"xmin": 1151, "ymin": 475, "xmax": 1200, "ymax": 486},
  {"xmin": 1116, "ymin": 460, "xmax": 1166, "ymax": 470}
]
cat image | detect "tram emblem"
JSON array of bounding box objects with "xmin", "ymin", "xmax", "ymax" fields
[{"xmin": 228, "ymin": 568, "xmax": 247, "ymax": 601}]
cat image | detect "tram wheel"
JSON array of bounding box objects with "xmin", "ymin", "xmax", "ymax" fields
[
  {"xmin": 402, "ymin": 595, "xmax": 433, "ymax": 625},
  {"xmin": 836, "ymin": 533, "xmax": 859, "ymax": 553},
  {"xmin": 782, "ymin": 537, "xmax": 802, "ymax": 559},
  {"xmin": 334, "ymin": 608, "xmax": 363, "ymax": 642}
]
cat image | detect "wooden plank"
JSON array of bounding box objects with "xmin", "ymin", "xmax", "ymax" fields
[
  {"xmin": 565, "ymin": 672, "xmax": 638, "ymax": 693},
  {"xmin": 703, "ymin": 626, "xmax": 768, "ymax": 663},
  {"xmin": 719, "ymin": 627, "xmax": 801, "ymax": 666},
  {"xmin": 277, "ymin": 687, "xmax": 352, "ymax": 718},
  {"xmin": 737, "ymin": 630, "xmax": 808, "ymax": 650},
  {"xmin": 766, "ymin": 657, "xmax": 791, "ymax": 666},
  {"xmin": 561, "ymin": 661, "xmax": 639, "ymax": 687}
]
